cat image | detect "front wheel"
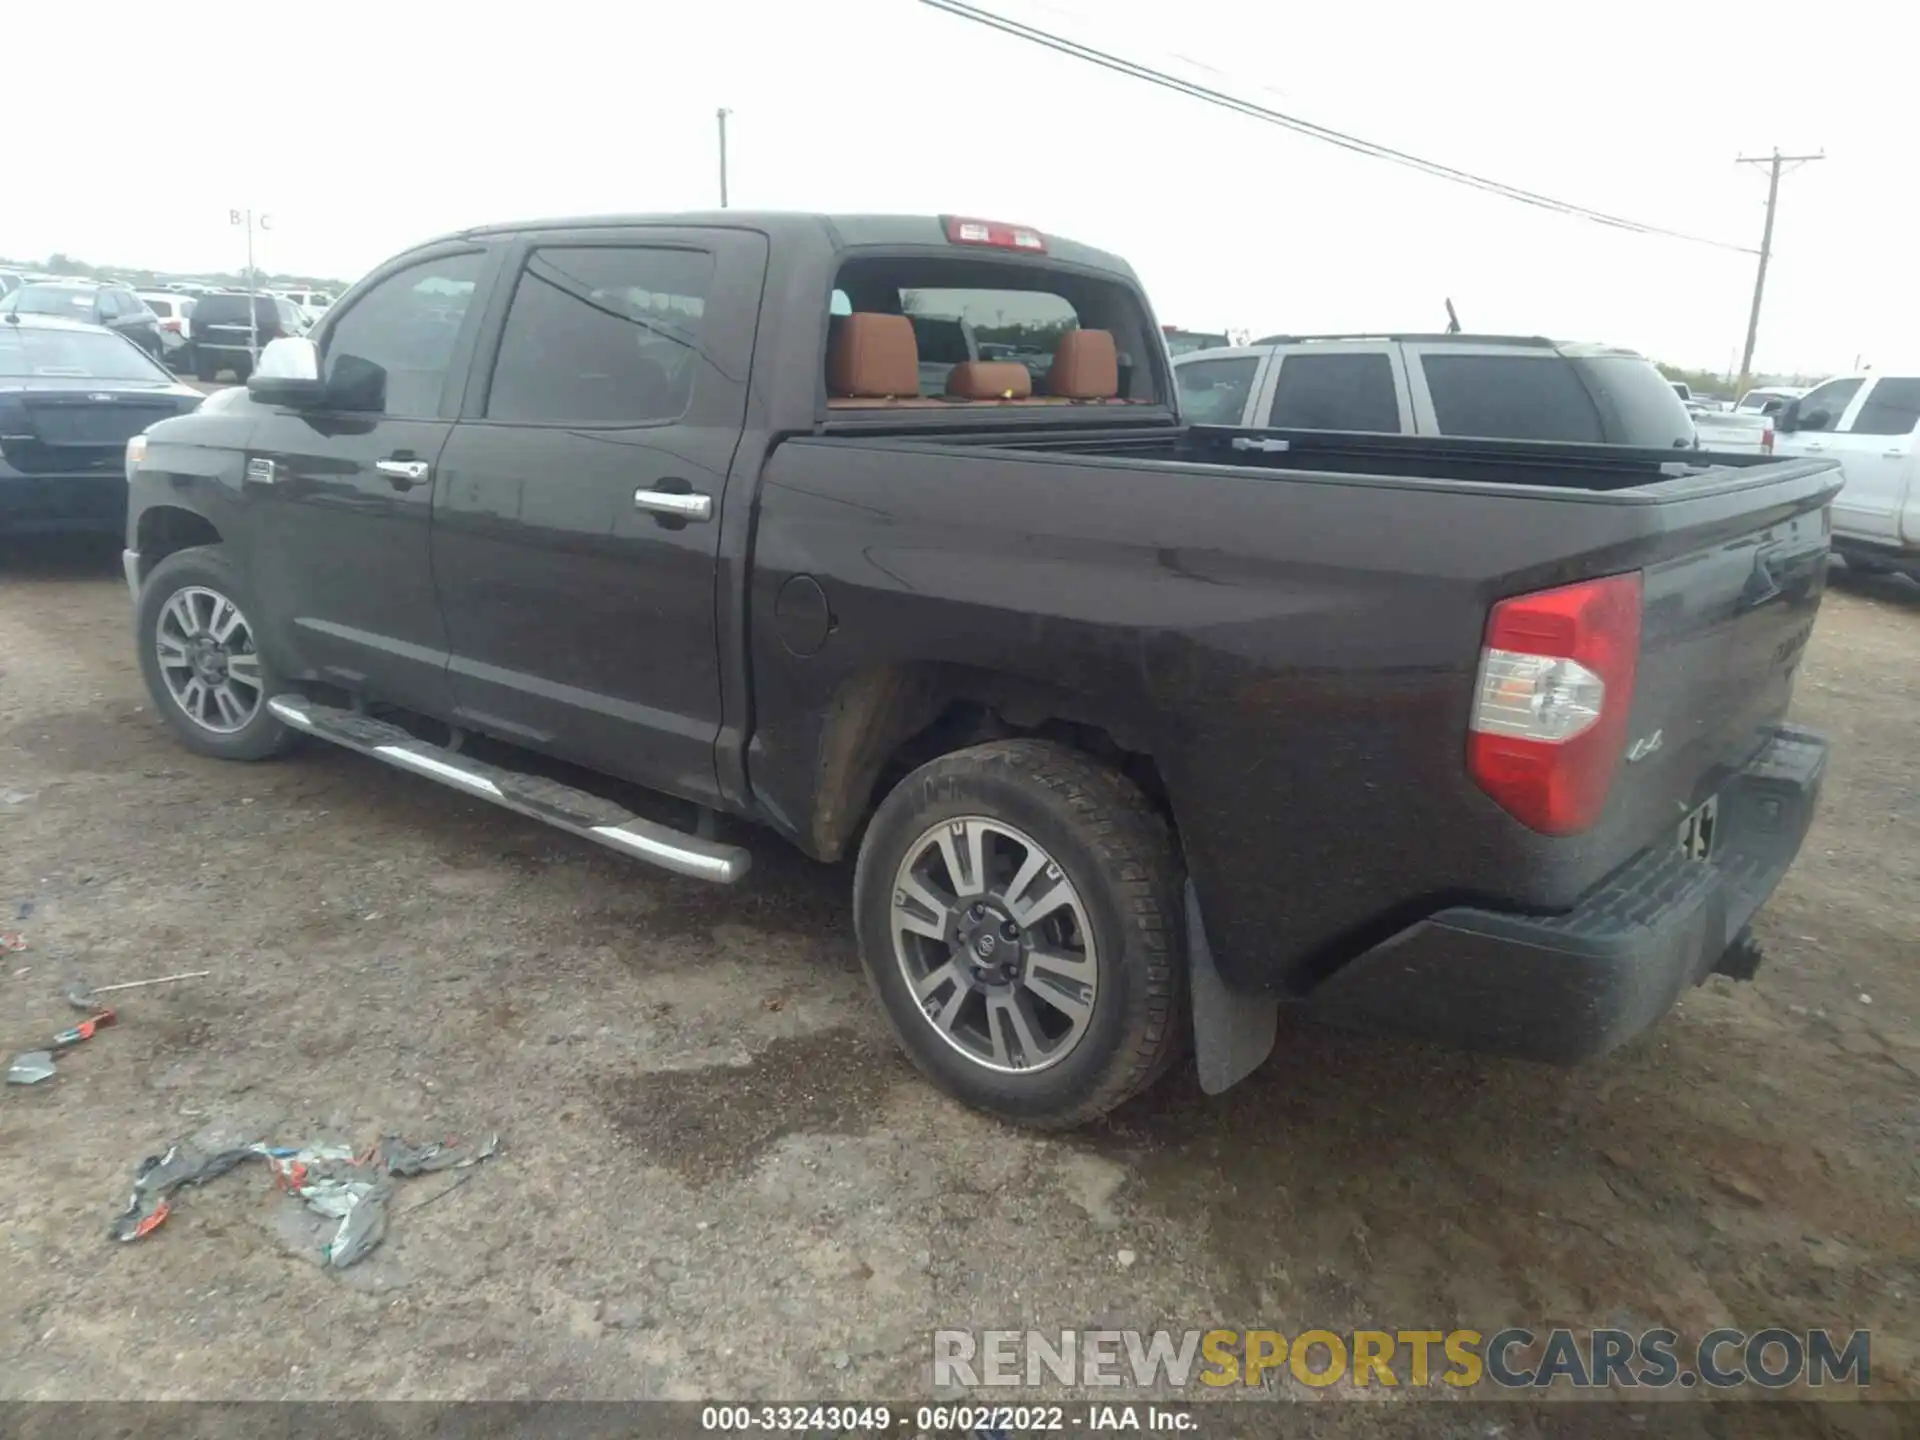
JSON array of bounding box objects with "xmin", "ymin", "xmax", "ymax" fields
[
  {"xmin": 136, "ymin": 545, "xmax": 297, "ymax": 761},
  {"xmin": 853, "ymin": 740, "xmax": 1185, "ymax": 1128}
]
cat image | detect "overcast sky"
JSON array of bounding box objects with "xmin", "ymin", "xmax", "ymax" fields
[{"xmin": 7, "ymin": 0, "xmax": 1910, "ymax": 375}]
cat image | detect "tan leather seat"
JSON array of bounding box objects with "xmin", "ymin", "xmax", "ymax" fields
[
  {"xmin": 827, "ymin": 313, "xmax": 919, "ymax": 400},
  {"xmin": 1049, "ymin": 329, "xmax": 1120, "ymax": 399},
  {"xmin": 945, "ymin": 361, "xmax": 1033, "ymax": 400}
]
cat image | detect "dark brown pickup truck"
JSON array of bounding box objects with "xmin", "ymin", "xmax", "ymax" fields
[{"xmin": 124, "ymin": 211, "xmax": 1838, "ymax": 1126}]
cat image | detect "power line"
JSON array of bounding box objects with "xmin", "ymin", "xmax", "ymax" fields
[
  {"xmin": 920, "ymin": 0, "xmax": 1758, "ymax": 255},
  {"xmin": 1732, "ymin": 149, "xmax": 1823, "ymax": 390}
]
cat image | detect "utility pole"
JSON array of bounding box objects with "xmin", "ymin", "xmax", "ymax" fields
[
  {"xmin": 229, "ymin": 208, "xmax": 272, "ymax": 361},
  {"xmin": 1734, "ymin": 149, "xmax": 1822, "ymax": 393},
  {"xmin": 716, "ymin": 108, "xmax": 731, "ymax": 209}
]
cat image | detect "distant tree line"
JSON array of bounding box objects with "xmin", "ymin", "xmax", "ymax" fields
[
  {"xmin": 1654, "ymin": 361, "xmax": 1828, "ymax": 400},
  {"xmin": 1, "ymin": 252, "xmax": 349, "ymax": 293}
]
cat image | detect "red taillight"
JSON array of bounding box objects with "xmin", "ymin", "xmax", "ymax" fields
[
  {"xmin": 1761, "ymin": 425, "xmax": 1774, "ymax": 454},
  {"xmin": 944, "ymin": 216, "xmax": 1047, "ymax": 253},
  {"xmin": 1467, "ymin": 572, "xmax": 1643, "ymax": 835},
  {"xmin": 160, "ymin": 318, "xmax": 182, "ymax": 333}
]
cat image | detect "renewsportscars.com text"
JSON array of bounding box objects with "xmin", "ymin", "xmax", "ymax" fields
[{"xmin": 933, "ymin": 1327, "xmax": 1871, "ymax": 1391}]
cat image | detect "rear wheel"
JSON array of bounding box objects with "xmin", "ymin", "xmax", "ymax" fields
[
  {"xmin": 853, "ymin": 740, "xmax": 1184, "ymax": 1128},
  {"xmin": 193, "ymin": 350, "xmax": 218, "ymax": 383},
  {"xmin": 136, "ymin": 546, "xmax": 296, "ymax": 761}
]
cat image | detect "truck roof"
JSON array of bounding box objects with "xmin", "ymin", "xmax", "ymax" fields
[
  {"xmin": 438, "ymin": 212, "xmax": 1139, "ymax": 279},
  {"xmin": 1246, "ymin": 333, "xmax": 1651, "ymax": 360}
]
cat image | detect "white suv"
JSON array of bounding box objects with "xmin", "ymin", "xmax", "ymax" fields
[
  {"xmin": 1772, "ymin": 373, "xmax": 1920, "ymax": 581},
  {"xmin": 1174, "ymin": 334, "xmax": 1698, "ymax": 449}
]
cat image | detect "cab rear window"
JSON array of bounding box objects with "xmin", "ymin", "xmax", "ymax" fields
[{"xmin": 825, "ymin": 255, "xmax": 1160, "ymax": 410}]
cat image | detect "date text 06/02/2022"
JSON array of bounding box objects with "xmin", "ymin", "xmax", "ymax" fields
[{"xmin": 696, "ymin": 1404, "xmax": 1195, "ymax": 1432}]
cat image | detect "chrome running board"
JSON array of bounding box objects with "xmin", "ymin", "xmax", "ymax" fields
[{"xmin": 266, "ymin": 694, "xmax": 750, "ymax": 884}]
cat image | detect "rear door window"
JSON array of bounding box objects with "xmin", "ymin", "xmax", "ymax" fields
[
  {"xmin": 485, "ymin": 245, "xmax": 712, "ymax": 426},
  {"xmin": 1268, "ymin": 351, "xmax": 1400, "ymax": 432},
  {"xmin": 1843, "ymin": 377, "xmax": 1920, "ymax": 437},
  {"xmin": 1176, "ymin": 356, "xmax": 1259, "ymax": 425},
  {"xmin": 1419, "ymin": 354, "xmax": 1604, "ymax": 443}
]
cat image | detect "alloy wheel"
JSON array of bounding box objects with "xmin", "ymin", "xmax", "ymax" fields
[
  {"xmin": 154, "ymin": 585, "xmax": 264, "ymax": 735},
  {"xmin": 890, "ymin": 815, "xmax": 1099, "ymax": 1074}
]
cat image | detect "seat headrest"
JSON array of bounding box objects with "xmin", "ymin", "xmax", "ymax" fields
[
  {"xmin": 945, "ymin": 361, "xmax": 1033, "ymax": 400},
  {"xmin": 828, "ymin": 313, "xmax": 919, "ymax": 399},
  {"xmin": 1049, "ymin": 329, "xmax": 1120, "ymax": 399}
]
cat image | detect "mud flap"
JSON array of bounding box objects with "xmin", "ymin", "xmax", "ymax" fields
[{"xmin": 1187, "ymin": 879, "xmax": 1277, "ymax": 1093}]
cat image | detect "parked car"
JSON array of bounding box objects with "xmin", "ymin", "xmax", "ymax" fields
[
  {"xmin": 1175, "ymin": 334, "xmax": 1699, "ymax": 448},
  {"xmin": 137, "ymin": 292, "xmax": 196, "ymax": 368},
  {"xmin": 1, "ymin": 313, "xmax": 203, "ymax": 535},
  {"xmin": 184, "ymin": 293, "xmax": 307, "ymax": 382},
  {"xmin": 1, "ymin": 282, "xmax": 166, "ymax": 360},
  {"xmin": 281, "ymin": 288, "xmax": 334, "ymax": 314},
  {"xmin": 1772, "ymin": 372, "xmax": 1920, "ymax": 581},
  {"xmin": 125, "ymin": 212, "xmax": 1837, "ymax": 1127}
]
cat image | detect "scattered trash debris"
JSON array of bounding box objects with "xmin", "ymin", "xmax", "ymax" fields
[
  {"xmin": 1859, "ymin": 993, "xmax": 1874, "ymax": 1005},
  {"xmin": 110, "ymin": 1144, "xmax": 257, "ymax": 1239},
  {"xmin": 1116, "ymin": 1248, "xmax": 1138, "ymax": 1269},
  {"xmin": 14, "ymin": 900, "xmax": 33, "ymax": 921},
  {"xmin": 1, "ymin": 932, "xmax": 26, "ymax": 953},
  {"xmin": 63, "ymin": 971, "xmax": 209, "ymax": 1010},
  {"xmin": 7, "ymin": 1051, "xmax": 56, "ymax": 1086},
  {"xmin": 51, "ymin": 1008, "xmax": 115, "ymax": 1050},
  {"xmin": 112, "ymin": 1132, "xmax": 500, "ymax": 1268},
  {"xmin": 6, "ymin": 1008, "xmax": 114, "ymax": 1087}
]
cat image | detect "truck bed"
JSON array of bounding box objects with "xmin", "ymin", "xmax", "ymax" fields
[{"xmin": 748, "ymin": 422, "xmax": 1840, "ymax": 995}]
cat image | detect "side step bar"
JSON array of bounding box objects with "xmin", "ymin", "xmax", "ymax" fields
[{"xmin": 266, "ymin": 695, "xmax": 751, "ymax": 884}]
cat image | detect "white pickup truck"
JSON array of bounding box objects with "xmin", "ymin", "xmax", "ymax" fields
[
  {"xmin": 1691, "ymin": 408, "xmax": 1776, "ymax": 454},
  {"xmin": 1774, "ymin": 372, "xmax": 1920, "ymax": 580}
]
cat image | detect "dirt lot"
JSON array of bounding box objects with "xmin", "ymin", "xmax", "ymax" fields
[{"xmin": 1, "ymin": 541, "xmax": 1916, "ymax": 1418}]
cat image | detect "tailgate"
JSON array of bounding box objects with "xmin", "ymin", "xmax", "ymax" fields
[{"xmin": 1608, "ymin": 473, "xmax": 1832, "ymax": 845}]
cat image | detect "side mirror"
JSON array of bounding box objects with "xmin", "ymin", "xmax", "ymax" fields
[
  {"xmin": 1775, "ymin": 399, "xmax": 1801, "ymax": 433},
  {"xmin": 248, "ymin": 337, "xmax": 326, "ymax": 407},
  {"xmin": 1800, "ymin": 407, "xmax": 1832, "ymax": 433}
]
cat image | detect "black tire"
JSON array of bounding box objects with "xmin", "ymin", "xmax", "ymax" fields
[
  {"xmin": 853, "ymin": 739, "xmax": 1184, "ymax": 1128},
  {"xmin": 231, "ymin": 357, "xmax": 253, "ymax": 384},
  {"xmin": 136, "ymin": 545, "xmax": 298, "ymax": 762},
  {"xmin": 193, "ymin": 350, "xmax": 218, "ymax": 383}
]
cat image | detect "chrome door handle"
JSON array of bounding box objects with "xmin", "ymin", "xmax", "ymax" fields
[
  {"xmin": 375, "ymin": 458, "xmax": 431, "ymax": 487},
  {"xmin": 634, "ymin": 488, "xmax": 713, "ymax": 522}
]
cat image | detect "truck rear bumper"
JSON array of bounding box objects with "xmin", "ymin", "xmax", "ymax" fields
[{"xmin": 1305, "ymin": 724, "xmax": 1828, "ymax": 1062}]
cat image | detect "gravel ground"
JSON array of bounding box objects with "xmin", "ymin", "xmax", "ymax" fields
[{"xmin": 1, "ymin": 540, "xmax": 1916, "ymax": 1416}]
